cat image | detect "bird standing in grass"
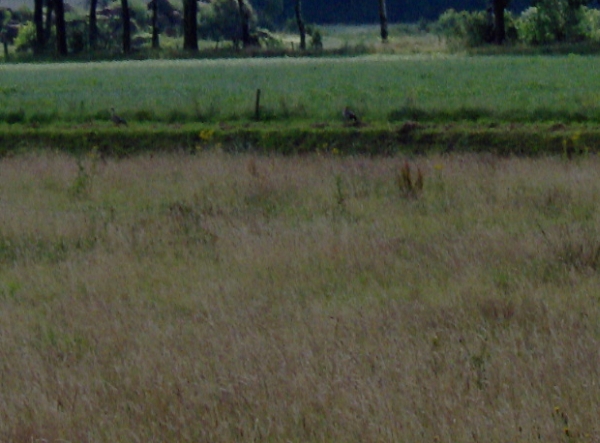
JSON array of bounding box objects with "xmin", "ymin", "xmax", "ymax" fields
[
  {"xmin": 111, "ymin": 108, "xmax": 127, "ymax": 126},
  {"xmin": 343, "ymin": 106, "xmax": 360, "ymax": 125}
]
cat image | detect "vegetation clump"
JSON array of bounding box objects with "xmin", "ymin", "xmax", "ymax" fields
[
  {"xmin": 436, "ymin": 0, "xmax": 600, "ymax": 48},
  {"xmin": 397, "ymin": 160, "xmax": 424, "ymax": 199}
]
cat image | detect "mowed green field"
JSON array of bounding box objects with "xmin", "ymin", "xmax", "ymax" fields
[{"xmin": 2, "ymin": 55, "xmax": 600, "ymax": 124}]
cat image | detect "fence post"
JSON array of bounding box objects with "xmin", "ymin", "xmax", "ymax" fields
[{"xmin": 254, "ymin": 88, "xmax": 261, "ymax": 121}]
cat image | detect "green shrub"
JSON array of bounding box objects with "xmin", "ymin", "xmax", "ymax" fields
[
  {"xmin": 436, "ymin": 9, "xmax": 491, "ymax": 47},
  {"xmin": 436, "ymin": 8, "xmax": 517, "ymax": 47},
  {"xmin": 578, "ymin": 7, "xmax": 600, "ymax": 41},
  {"xmin": 198, "ymin": 0, "xmax": 257, "ymax": 46},
  {"xmin": 66, "ymin": 16, "xmax": 87, "ymax": 54},
  {"xmin": 309, "ymin": 28, "xmax": 323, "ymax": 49},
  {"xmin": 516, "ymin": 0, "xmax": 595, "ymax": 44},
  {"xmin": 129, "ymin": 0, "xmax": 150, "ymax": 28},
  {"xmin": 14, "ymin": 22, "xmax": 36, "ymax": 52},
  {"xmin": 14, "ymin": 14, "xmax": 89, "ymax": 54},
  {"xmin": 256, "ymin": 28, "xmax": 283, "ymax": 48}
]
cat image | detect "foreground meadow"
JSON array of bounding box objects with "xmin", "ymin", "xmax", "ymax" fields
[{"xmin": 0, "ymin": 150, "xmax": 599, "ymax": 442}]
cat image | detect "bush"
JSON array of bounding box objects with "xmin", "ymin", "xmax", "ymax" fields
[
  {"xmin": 254, "ymin": 28, "xmax": 282, "ymax": 48},
  {"xmin": 15, "ymin": 14, "xmax": 90, "ymax": 54},
  {"xmin": 436, "ymin": 9, "xmax": 494, "ymax": 47},
  {"xmin": 198, "ymin": 0, "xmax": 257, "ymax": 46},
  {"xmin": 579, "ymin": 7, "xmax": 600, "ymax": 41},
  {"xmin": 436, "ymin": 8, "xmax": 517, "ymax": 47},
  {"xmin": 517, "ymin": 0, "xmax": 596, "ymax": 44},
  {"xmin": 14, "ymin": 21, "xmax": 36, "ymax": 52},
  {"xmin": 309, "ymin": 27, "xmax": 323, "ymax": 49},
  {"xmin": 66, "ymin": 15, "xmax": 87, "ymax": 54},
  {"xmin": 129, "ymin": 0, "xmax": 150, "ymax": 28}
]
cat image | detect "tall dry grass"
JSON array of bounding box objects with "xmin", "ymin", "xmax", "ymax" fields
[{"xmin": 0, "ymin": 150, "xmax": 599, "ymax": 442}]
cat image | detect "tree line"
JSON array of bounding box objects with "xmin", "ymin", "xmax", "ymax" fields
[
  {"xmin": 0, "ymin": 0, "xmax": 598, "ymax": 58},
  {"xmin": 2, "ymin": 0, "xmax": 390, "ymax": 56}
]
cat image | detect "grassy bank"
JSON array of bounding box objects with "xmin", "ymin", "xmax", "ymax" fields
[
  {"xmin": 0, "ymin": 121, "xmax": 596, "ymax": 157},
  {"xmin": 0, "ymin": 151, "xmax": 599, "ymax": 442}
]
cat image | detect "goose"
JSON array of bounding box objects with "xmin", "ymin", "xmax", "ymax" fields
[
  {"xmin": 343, "ymin": 106, "xmax": 360, "ymax": 124},
  {"xmin": 110, "ymin": 108, "xmax": 128, "ymax": 126}
]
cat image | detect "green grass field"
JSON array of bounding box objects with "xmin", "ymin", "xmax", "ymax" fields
[
  {"xmin": 0, "ymin": 151, "xmax": 599, "ymax": 442},
  {"xmin": 2, "ymin": 55, "xmax": 600, "ymax": 125}
]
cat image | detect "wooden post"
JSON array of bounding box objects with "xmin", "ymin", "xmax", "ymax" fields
[{"xmin": 254, "ymin": 88, "xmax": 261, "ymax": 121}]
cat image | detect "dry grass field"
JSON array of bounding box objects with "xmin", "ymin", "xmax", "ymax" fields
[{"xmin": 0, "ymin": 150, "xmax": 599, "ymax": 442}]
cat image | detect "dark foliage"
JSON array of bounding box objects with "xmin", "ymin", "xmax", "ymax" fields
[{"xmin": 271, "ymin": 0, "xmax": 530, "ymax": 25}]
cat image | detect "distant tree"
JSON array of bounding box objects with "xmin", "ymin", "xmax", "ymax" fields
[
  {"xmin": 378, "ymin": 0, "xmax": 388, "ymax": 41},
  {"xmin": 149, "ymin": 0, "xmax": 159, "ymax": 49},
  {"xmin": 34, "ymin": 0, "xmax": 45, "ymax": 53},
  {"xmin": 1, "ymin": 32, "xmax": 7, "ymax": 59},
  {"xmin": 237, "ymin": 0, "xmax": 252, "ymax": 47},
  {"xmin": 45, "ymin": 0, "xmax": 54, "ymax": 43},
  {"xmin": 121, "ymin": 0, "xmax": 132, "ymax": 53},
  {"xmin": 89, "ymin": 0, "xmax": 98, "ymax": 49},
  {"xmin": 0, "ymin": 9, "xmax": 12, "ymax": 59},
  {"xmin": 294, "ymin": 0, "xmax": 306, "ymax": 50},
  {"xmin": 183, "ymin": 0, "xmax": 198, "ymax": 51},
  {"xmin": 54, "ymin": 0, "xmax": 67, "ymax": 55},
  {"xmin": 492, "ymin": 0, "xmax": 509, "ymax": 44}
]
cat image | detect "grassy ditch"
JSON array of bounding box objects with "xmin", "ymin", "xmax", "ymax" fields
[
  {"xmin": 0, "ymin": 151, "xmax": 599, "ymax": 442},
  {"xmin": 0, "ymin": 122, "xmax": 597, "ymax": 156}
]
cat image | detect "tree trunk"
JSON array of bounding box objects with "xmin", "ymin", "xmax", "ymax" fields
[
  {"xmin": 34, "ymin": 0, "xmax": 45, "ymax": 54},
  {"xmin": 121, "ymin": 0, "xmax": 131, "ymax": 54},
  {"xmin": 44, "ymin": 0, "xmax": 54, "ymax": 43},
  {"xmin": 54, "ymin": 0, "xmax": 67, "ymax": 56},
  {"xmin": 89, "ymin": 0, "xmax": 98, "ymax": 50},
  {"xmin": 150, "ymin": 0, "xmax": 159, "ymax": 49},
  {"xmin": 237, "ymin": 0, "xmax": 251, "ymax": 48},
  {"xmin": 378, "ymin": 0, "xmax": 388, "ymax": 42},
  {"xmin": 183, "ymin": 0, "xmax": 198, "ymax": 51},
  {"xmin": 294, "ymin": 0, "xmax": 306, "ymax": 50},
  {"xmin": 493, "ymin": 0, "xmax": 506, "ymax": 45}
]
